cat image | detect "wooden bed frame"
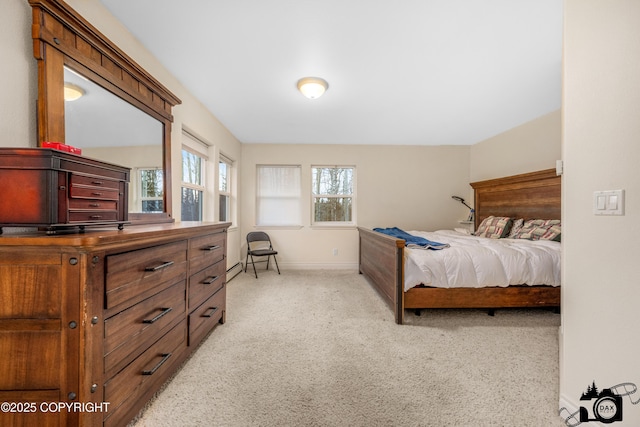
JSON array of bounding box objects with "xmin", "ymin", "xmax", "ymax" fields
[{"xmin": 358, "ymin": 168, "xmax": 561, "ymax": 324}]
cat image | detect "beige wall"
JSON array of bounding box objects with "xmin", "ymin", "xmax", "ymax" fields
[
  {"xmin": 470, "ymin": 110, "xmax": 561, "ymax": 182},
  {"xmin": 1, "ymin": 0, "xmax": 37, "ymax": 147},
  {"xmin": 560, "ymin": 1, "xmax": 640, "ymax": 424},
  {"xmin": 241, "ymin": 144, "xmax": 470, "ymax": 268}
]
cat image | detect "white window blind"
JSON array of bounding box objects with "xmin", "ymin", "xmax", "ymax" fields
[{"xmin": 256, "ymin": 165, "xmax": 301, "ymax": 226}]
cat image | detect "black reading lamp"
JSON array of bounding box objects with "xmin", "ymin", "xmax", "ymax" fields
[{"xmin": 451, "ymin": 196, "xmax": 474, "ymax": 222}]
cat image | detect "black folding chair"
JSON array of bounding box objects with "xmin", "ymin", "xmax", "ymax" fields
[{"xmin": 244, "ymin": 231, "xmax": 280, "ymax": 278}]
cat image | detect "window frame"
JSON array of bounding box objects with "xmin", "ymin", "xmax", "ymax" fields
[
  {"xmin": 218, "ymin": 154, "xmax": 232, "ymax": 223},
  {"xmin": 311, "ymin": 165, "xmax": 356, "ymax": 227},
  {"xmin": 180, "ymin": 145, "xmax": 207, "ymax": 221},
  {"xmin": 137, "ymin": 167, "xmax": 164, "ymax": 213}
]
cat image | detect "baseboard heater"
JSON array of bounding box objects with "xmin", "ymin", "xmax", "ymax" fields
[{"xmin": 226, "ymin": 262, "xmax": 243, "ymax": 282}]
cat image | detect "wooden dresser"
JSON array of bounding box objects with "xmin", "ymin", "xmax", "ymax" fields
[
  {"xmin": 0, "ymin": 148, "xmax": 130, "ymax": 234},
  {"xmin": 0, "ymin": 222, "xmax": 229, "ymax": 427}
]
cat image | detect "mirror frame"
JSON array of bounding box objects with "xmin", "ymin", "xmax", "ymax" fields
[{"xmin": 29, "ymin": 0, "xmax": 181, "ymax": 223}]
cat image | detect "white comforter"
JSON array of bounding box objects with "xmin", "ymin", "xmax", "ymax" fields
[{"xmin": 403, "ymin": 229, "xmax": 561, "ymax": 291}]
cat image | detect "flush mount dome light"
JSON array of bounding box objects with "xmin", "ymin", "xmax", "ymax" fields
[
  {"xmin": 64, "ymin": 82, "xmax": 85, "ymax": 101},
  {"xmin": 297, "ymin": 77, "xmax": 328, "ymax": 99}
]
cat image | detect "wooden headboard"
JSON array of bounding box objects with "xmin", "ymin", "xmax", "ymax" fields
[{"xmin": 470, "ymin": 168, "xmax": 561, "ymax": 230}]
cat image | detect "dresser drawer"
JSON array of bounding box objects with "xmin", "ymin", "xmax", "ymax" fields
[
  {"xmin": 68, "ymin": 199, "xmax": 118, "ymax": 210},
  {"xmin": 69, "ymin": 185, "xmax": 120, "ymax": 201},
  {"xmin": 104, "ymin": 281, "xmax": 186, "ymax": 378},
  {"xmin": 103, "ymin": 320, "xmax": 186, "ymax": 427},
  {"xmin": 188, "ymin": 286, "xmax": 225, "ymax": 347},
  {"xmin": 189, "ymin": 258, "xmax": 225, "ymax": 311},
  {"xmin": 189, "ymin": 232, "xmax": 226, "ymax": 274},
  {"xmin": 68, "ymin": 210, "xmax": 119, "ymax": 223},
  {"xmin": 70, "ymin": 173, "xmax": 121, "ymax": 190},
  {"xmin": 105, "ymin": 240, "xmax": 188, "ymax": 310}
]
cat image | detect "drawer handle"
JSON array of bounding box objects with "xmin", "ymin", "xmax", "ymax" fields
[
  {"xmin": 144, "ymin": 261, "xmax": 174, "ymax": 272},
  {"xmin": 90, "ymin": 215, "xmax": 102, "ymax": 219},
  {"xmin": 202, "ymin": 245, "xmax": 220, "ymax": 251},
  {"xmin": 202, "ymin": 275, "xmax": 219, "ymax": 285},
  {"xmin": 89, "ymin": 203, "xmax": 101, "ymax": 207},
  {"xmin": 142, "ymin": 307, "xmax": 172, "ymax": 324},
  {"xmin": 202, "ymin": 307, "xmax": 219, "ymax": 318},
  {"xmin": 91, "ymin": 181, "xmax": 104, "ymax": 185},
  {"xmin": 142, "ymin": 353, "xmax": 172, "ymax": 376},
  {"xmin": 91, "ymin": 192, "xmax": 103, "ymax": 196}
]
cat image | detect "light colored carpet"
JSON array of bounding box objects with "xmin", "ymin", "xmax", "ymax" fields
[{"xmin": 130, "ymin": 269, "xmax": 565, "ymax": 427}]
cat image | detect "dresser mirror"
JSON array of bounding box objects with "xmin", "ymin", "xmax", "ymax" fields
[
  {"xmin": 30, "ymin": 0, "xmax": 181, "ymax": 222},
  {"xmin": 64, "ymin": 66, "xmax": 165, "ymax": 214}
]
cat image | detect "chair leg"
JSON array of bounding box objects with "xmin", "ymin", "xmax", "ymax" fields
[
  {"xmin": 250, "ymin": 254, "xmax": 258, "ymax": 278},
  {"xmin": 273, "ymin": 255, "xmax": 280, "ymax": 274},
  {"xmin": 244, "ymin": 252, "xmax": 249, "ymax": 273}
]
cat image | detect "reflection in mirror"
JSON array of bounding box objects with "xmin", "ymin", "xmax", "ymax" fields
[{"xmin": 64, "ymin": 66, "xmax": 164, "ymax": 213}]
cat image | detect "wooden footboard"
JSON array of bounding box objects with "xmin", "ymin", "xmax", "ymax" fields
[{"xmin": 357, "ymin": 226, "xmax": 405, "ymax": 324}]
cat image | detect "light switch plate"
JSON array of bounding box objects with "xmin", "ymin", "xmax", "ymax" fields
[{"xmin": 594, "ymin": 190, "xmax": 624, "ymax": 215}]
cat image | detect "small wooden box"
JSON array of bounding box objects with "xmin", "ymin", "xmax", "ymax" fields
[{"xmin": 0, "ymin": 148, "xmax": 129, "ymax": 233}]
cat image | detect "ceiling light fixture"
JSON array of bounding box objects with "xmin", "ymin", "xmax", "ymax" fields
[
  {"xmin": 64, "ymin": 82, "xmax": 85, "ymax": 101},
  {"xmin": 297, "ymin": 77, "xmax": 328, "ymax": 99}
]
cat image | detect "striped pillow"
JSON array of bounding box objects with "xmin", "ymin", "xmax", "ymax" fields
[
  {"xmin": 474, "ymin": 216, "xmax": 513, "ymax": 239},
  {"xmin": 507, "ymin": 218, "xmax": 524, "ymax": 238},
  {"xmin": 512, "ymin": 219, "xmax": 561, "ymax": 241}
]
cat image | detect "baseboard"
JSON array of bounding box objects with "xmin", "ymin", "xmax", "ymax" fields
[
  {"xmin": 226, "ymin": 262, "xmax": 243, "ymax": 282},
  {"xmin": 277, "ymin": 262, "xmax": 359, "ymax": 270}
]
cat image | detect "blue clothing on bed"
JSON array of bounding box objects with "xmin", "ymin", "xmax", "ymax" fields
[{"xmin": 373, "ymin": 227, "xmax": 449, "ymax": 250}]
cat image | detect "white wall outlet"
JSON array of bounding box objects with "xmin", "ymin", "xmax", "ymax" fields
[
  {"xmin": 332, "ymin": 248, "xmax": 338, "ymax": 256},
  {"xmin": 593, "ymin": 190, "xmax": 624, "ymax": 215}
]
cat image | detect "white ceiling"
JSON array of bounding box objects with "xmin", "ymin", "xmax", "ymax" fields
[{"xmin": 98, "ymin": 0, "xmax": 562, "ymax": 146}]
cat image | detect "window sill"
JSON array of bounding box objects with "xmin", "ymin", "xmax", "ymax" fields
[
  {"xmin": 254, "ymin": 225, "xmax": 304, "ymax": 230},
  {"xmin": 310, "ymin": 224, "xmax": 358, "ymax": 230}
]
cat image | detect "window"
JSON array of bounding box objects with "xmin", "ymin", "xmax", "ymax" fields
[
  {"xmin": 312, "ymin": 166, "xmax": 355, "ymax": 225},
  {"xmin": 181, "ymin": 148, "xmax": 205, "ymax": 221},
  {"xmin": 139, "ymin": 168, "xmax": 164, "ymax": 213},
  {"xmin": 219, "ymin": 155, "xmax": 232, "ymax": 222},
  {"xmin": 256, "ymin": 165, "xmax": 301, "ymax": 226},
  {"xmin": 181, "ymin": 130, "xmax": 210, "ymax": 221}
]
